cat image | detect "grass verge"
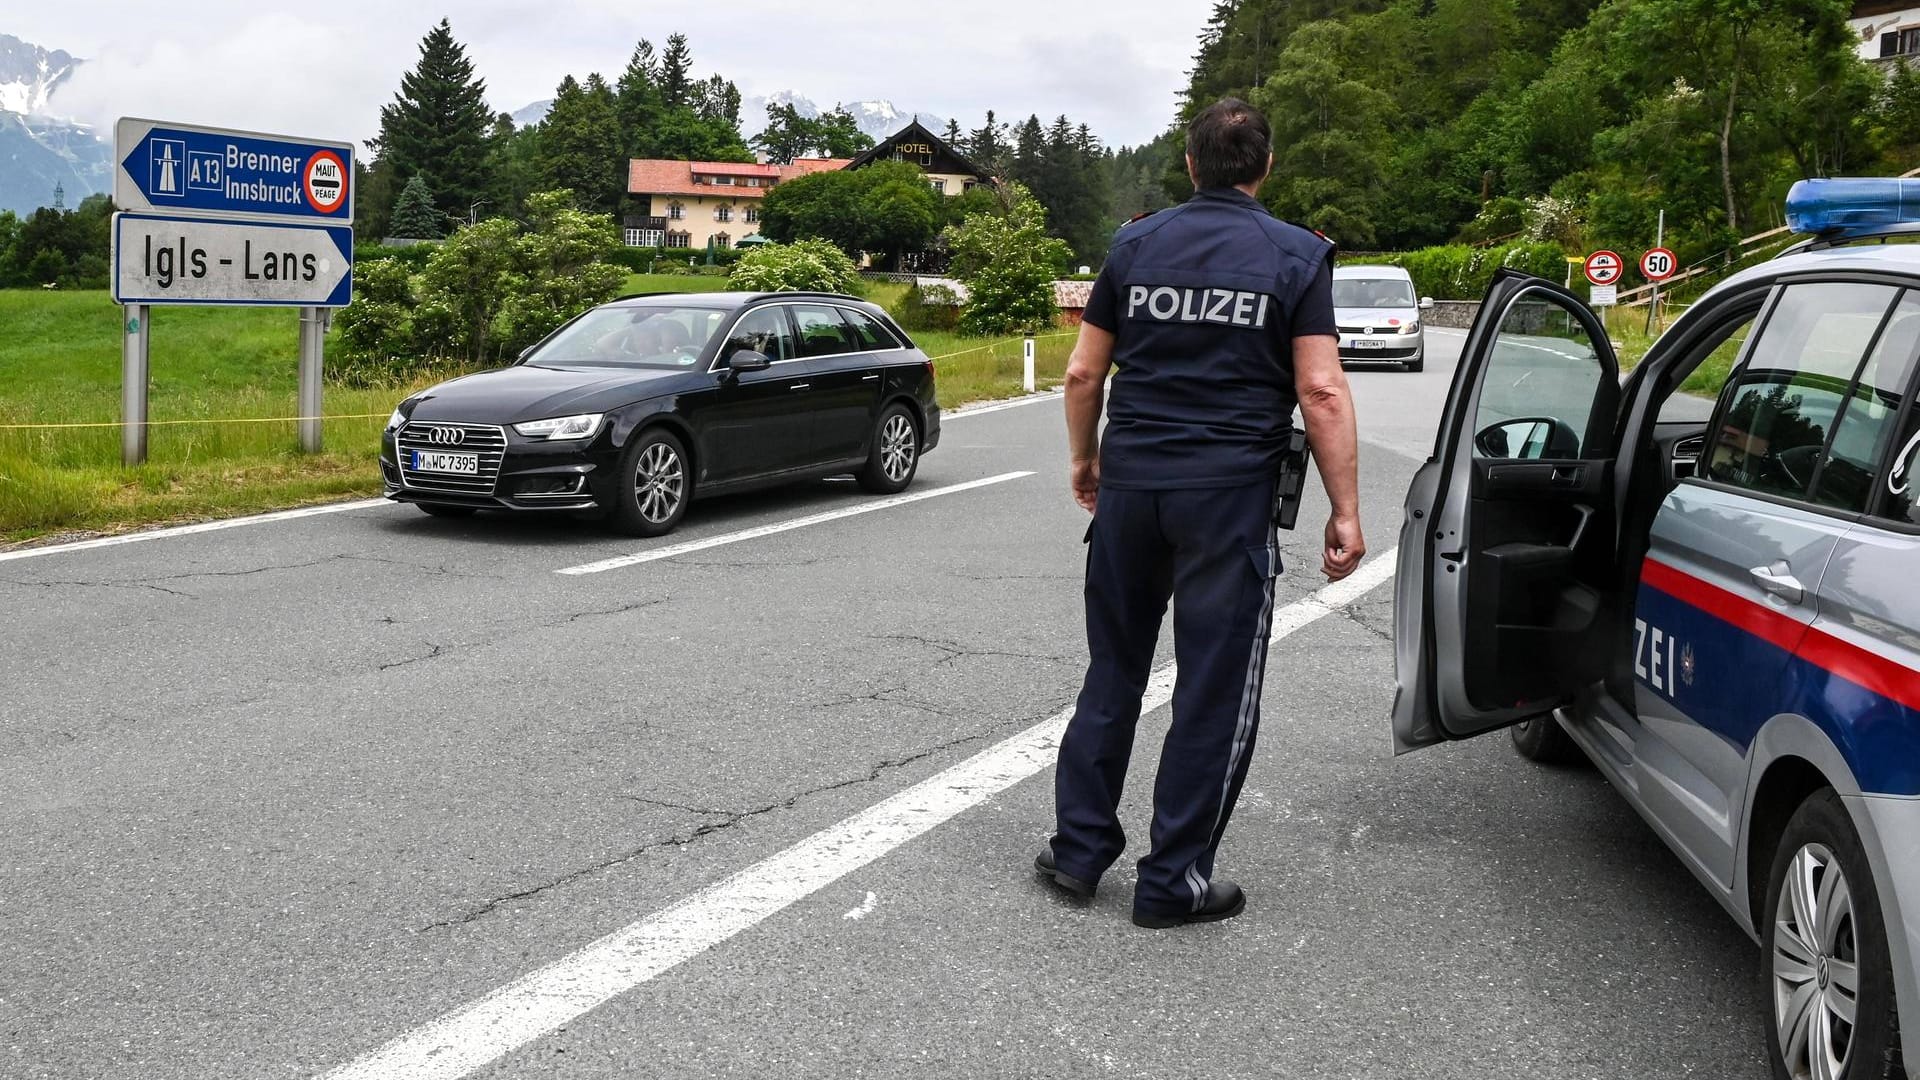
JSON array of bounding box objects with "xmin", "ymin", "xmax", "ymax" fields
[{"xmin": 0, "ymin": 285, "xmax": 1075, "ymax": 543}]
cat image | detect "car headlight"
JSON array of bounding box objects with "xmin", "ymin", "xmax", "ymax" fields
[
  {"xmin": 513, "ymin": 413, "xmax": 605, "ymax": 440},
  {"xmin": 385, "ymin": 406, "xmax": 407, "ymax": 431},
  {"xmin": 1400, "ymin": 321, "xmax": 1421, "ymax": 335}
]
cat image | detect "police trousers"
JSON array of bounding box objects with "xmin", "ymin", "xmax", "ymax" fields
[{"xmin": 1051, "ymin": 478, "xmax": 1280, "ymax": 916}]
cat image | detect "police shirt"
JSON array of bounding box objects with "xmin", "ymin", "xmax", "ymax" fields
[{"xmin": 1082, "ymin": 187, "xmax": 1337, "ymax": 491}]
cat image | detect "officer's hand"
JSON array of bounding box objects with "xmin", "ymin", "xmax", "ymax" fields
[
  {"xmin": 1070, "ymin": 457, "xmax": 1099, "ymax": 513},
  {"xmin": 1323, "ymin": 515, "xmax": 1366, "ymax": 582}
]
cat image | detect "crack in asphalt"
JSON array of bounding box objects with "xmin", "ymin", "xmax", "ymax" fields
[
  {"xmin": 1339, "ymin": 603, "xmax": 1396, "ymax": 643},
  {"xmin": 0, "ymin": 577, "xmax": 197, "ymax": 599},
  {"xmin": 378, "ymin": 642, "xmax": 447, "ymax": 671},
  {"xmin": 542, "ymin": 597, "xmax": 667, "ymax": 628},
  {"xmin": 412, "ymin": 704, "xmax": 1069, "ymax": 933},
  {"xmin": 811, "ymin": 684, "xmax": 958, "ymax": 717},
  {"xmin": 869, "ymin": 633, "xmax": 1078, "ymax": 669},
  {"xmin": 1, "ymin": 551, "xmax": 502, "ymax": 601}
]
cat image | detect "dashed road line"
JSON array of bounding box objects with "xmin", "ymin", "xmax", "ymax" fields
[
  {"xmin": 314, "ymin": 550, "xmax": 1399, "ymax": 1080},
  {"xmin": 555, "ymin": 471, "xmax": 1035, "ymax": 575}
]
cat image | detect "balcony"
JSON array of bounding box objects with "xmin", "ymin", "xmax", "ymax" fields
[{"xmin": 624, "ymin": 215, "xmax": 669, "ymax": 230}]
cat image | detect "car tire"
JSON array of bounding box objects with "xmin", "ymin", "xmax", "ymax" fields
[
  {"xmin": 608, "ymin": 427, "xmax": 691, "ymax": 537},
  {"xmin": 417, "ymin": 504, "xmax": 477, "ymax": 519},
  {"xmin": 858, "ymin": 404, "xmax": 920, "ymax": 495},
  {"xmin": 1762, "ymin": 790, "xmax": 1904, "ymax": 1080},
  {"xmin": 1404, "ymin": 352, "xmax": 1425, "ymax": 373},
  {"xmin": 1509, "ymin": 714, "xmax": 1586, "ymax": 765}
]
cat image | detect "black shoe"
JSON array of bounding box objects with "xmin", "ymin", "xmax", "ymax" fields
[
  {"xmin": 1131, "ymin": 881, "xmax": 1246, "ymax": 928},
  {"xmin": 1034, "ymin": 846, "xmax": 1096, "ymax": 899}
]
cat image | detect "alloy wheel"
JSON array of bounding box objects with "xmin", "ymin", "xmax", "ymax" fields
[
  {"xmin": 634, "ymin": 442, "xmax": 685, "ymax": 524},
  {"xmin": 881, "ymin": 414, "xmax": 916, "ymax": 483},
  {"xmin": 1773, "ymin": 841, "xmax": 1860, "ymax": 1080}
]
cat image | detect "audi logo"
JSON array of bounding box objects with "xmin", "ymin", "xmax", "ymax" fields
[{"xmin": 423, "ymin": 426, "xmax": 467, "ymax": 446}]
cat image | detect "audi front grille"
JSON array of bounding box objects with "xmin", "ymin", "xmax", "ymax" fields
[{"xmin": 395, "ymin": 422, "xmax": 509, "ymax": 495}]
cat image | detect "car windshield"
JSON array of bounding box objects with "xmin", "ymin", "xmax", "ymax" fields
[
  {"xmin": 524, "ymin": 306, "xmax": 728, "ymax": 368},
  {"xmin": 1333, "ymin": 278, "xmax": 1416, "ymax": 308}
]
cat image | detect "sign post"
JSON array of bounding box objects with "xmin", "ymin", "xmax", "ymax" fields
[
  {"xmin": 122, "ymin": 306, "xmax": 149, "ymax": 466},
  {"xmin": 1643, "ymin": 210, "xmax": 1674, "ymax": 334},
  {"xmin": 111, "ymin": 119, "xmax": 354, "ymax": 464}
]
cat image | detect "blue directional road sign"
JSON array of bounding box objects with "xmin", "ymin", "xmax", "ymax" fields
[
  {"xmin": 114, "ymin": 118, "xmax": 354, "ymax": 222},
  {"xmin": 112, "ymin": 212, "xmax": 354, "ymax": 307}
]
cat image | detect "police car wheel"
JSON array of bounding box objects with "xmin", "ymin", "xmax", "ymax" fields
[
  {"xmin": 1403, "ymin": 357, "xmax": 1424, "ymax": 373},
  {"xmin": 858, "ymin": 405, "xmax": 919, "ymax": 494},
  {"xmin": 1508, "ymin": 714, "xmax": 1585, "ymax": 765},
  {"xmin": 1762, "ymin": 790, "xmax": 1904, "ymax": 1080},
  {"xmin": 608, "ymin": 428, "xmax": 691, "ymax": 537},
  {"xmin": 417, "ymin": 504, "xmax": 477, "ymax": 519}
]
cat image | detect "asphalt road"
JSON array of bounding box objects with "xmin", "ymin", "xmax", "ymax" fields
[{"xmin": 0, "ymin": 328, "xmax": 1768, "ymax": 1079}]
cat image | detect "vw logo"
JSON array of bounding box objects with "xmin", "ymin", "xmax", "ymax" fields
[
  {"xmin": 1363, "ymin": 325, "xmax": 1375, "ymax": 335},
  {"xmin": 425, "ymin": 426, "xmax": 467, "ymax": 446}
]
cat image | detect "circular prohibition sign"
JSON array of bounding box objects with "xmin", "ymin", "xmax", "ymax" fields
[
  {"xmin": 1640, "ymin": 247, "xmax": 1678, "ymax": 282},
  {"xmin": 1584, "ymin": 250, "xmax": 1624, "ymax": 287},
  {"xmin": 303, "ymin": 150, "xmax": 348, "ymax": 214}
]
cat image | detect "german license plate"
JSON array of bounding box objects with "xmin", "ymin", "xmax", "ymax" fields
[{"xmin": 411, "ymin": 450, "xmax": 479, "ymax": 474}]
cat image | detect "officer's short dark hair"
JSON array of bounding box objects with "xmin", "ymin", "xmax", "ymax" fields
[{"xmin": 1186, "ymin": 99, "xmax": 1272, "ymax": 191}]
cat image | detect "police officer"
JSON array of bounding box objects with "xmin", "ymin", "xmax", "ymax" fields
[{"xmin": 1034, "ymin": 98, "xmax": 1365, "ymax": 928}]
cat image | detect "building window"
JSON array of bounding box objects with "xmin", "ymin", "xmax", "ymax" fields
[
  {"xmin": 716, "ymin": 206, "xmax": 733, "ymax": 223},
  {"xmin": 668, "ymin": 203, "xmax": 684, "ymax": 221},
  {"xmin": 666, "ymin": 231, "xmax": 691, "ymax": 249},
  {"xmin": 963, "ymin": 180, "xmax": 978, "ymax": 193},
  {"xmin": 710, "ymin": 175, "xmax": 735, "ymax": 186},
  {"xmin": 746, "ymin": 178, "xmax": 761, "ymax": 187},
  {"xmin": 715, "ymin": 232, "xmax": 732, "ymax": 249},
  {"xmin": 928, "ymin": 178, "xmax": 946, "ymax": 195},
  {"xmin": 1884, "ymin": 27, "xmax": 1920, "ymax": 58},
  {"xmin": 745, "ymin": 207, "xmax": 761, "ymax": 223},
  {"xmin": 625, "ymin": 227, "xmax": 664, "ymax": 248}
]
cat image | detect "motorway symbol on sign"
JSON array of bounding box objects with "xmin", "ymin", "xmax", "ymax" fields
[
  {"xmin": 1584, "ymin": 250, "xmax": 1624, "ymax": 287},
  {"xmin": 1641, "ymin": 247, "xmax": 1678, "ymax": 282},
  {"xmin": 111, "ymin": 212, "xmax": 354, "ymax": 307},
  {"xmin": 114, "ymin": 118, "xmax": 355, "ymax": 222}
]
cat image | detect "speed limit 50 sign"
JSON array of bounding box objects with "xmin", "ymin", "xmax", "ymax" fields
[{"xmin": 1641, "ymin": 247, "xmax": 1678, "ymax": 282}]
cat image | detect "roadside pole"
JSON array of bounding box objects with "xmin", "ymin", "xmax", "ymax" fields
[
  {"xmin": 122, "ymin": 304, "xmax": 149, "ymax": 466},
  {"xmin": 298, "ymin": 307, "xmax": 325, "ymax": 453},
  {"xmin": 1646, "ymin": 209, "xmax": 1665, "ymax": 335},
  {"xmin": 1023, "ymin": 338, "xmax": 1036, "ymax": 393}
]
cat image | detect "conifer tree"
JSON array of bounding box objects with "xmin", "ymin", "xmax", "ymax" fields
[
  {"xmin": 537, "ymin": 74, "xmax": 625, "ymax": 213},
  {"xmin": 372, "ymin": 19, "xmax": 494, "ymax": 223},
  {"xmin": 389, "ymin": 175, "xmax": 445, "ymax": 239}
]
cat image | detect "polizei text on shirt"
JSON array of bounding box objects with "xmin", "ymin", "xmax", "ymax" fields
[{"xmin": 1127, "ymin": 286, "xmax": 1271, "ymax": 329}]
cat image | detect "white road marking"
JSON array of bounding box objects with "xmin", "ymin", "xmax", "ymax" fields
[
  {"xmin": 945, "ymin": 389, "xmax": 1064, "ymax": 418},
  {"xmin": 0, "ymin": 499, "xmax": 392, "ymax": 565},
  {"xmin": 315, "ymin": 548, "xmax": 1399, "ymax": 1080},
  {"xmin": 843, "ymin": 891, "xmax": 879, "ymax": 920},
  {"xmin": 556, "ymin": 472, "xmax": 1035, "ymax": 575}
]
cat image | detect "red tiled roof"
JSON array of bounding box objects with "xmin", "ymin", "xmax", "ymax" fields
[{"xmin": 627, "ymin": 157, "xmax": 855, "ymax": 198}]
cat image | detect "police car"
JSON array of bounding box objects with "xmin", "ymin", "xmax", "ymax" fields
[{"xmin": 1393, "ymin": 179, "xmax": 1920, "ymax": 1079}]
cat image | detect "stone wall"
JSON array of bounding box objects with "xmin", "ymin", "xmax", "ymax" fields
[{"xmin": 1423, "ymin": 300, "xmax": 1481, "ymax": 328}]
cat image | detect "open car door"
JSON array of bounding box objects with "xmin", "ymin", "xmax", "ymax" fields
[{"xmin": 1392, "ymin": 269, "xmax": 1622, "ymax": 753}]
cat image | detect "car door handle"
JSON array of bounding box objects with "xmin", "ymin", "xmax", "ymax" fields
[
  {"xmin": 861, "ymin": 374, "xmax": 880, "ymax": 382},
  {"xmin": 1749, "ymin": 562, "xmax": 1806, "ymax": 605},
  {"xmin": 788, "ymin": 383, "xmax": 811, "ymax": 392}
]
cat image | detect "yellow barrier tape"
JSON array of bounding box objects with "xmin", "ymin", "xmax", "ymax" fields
[{"xmin": 0, "ymin": 333, "xmax": 1080, "ymax": 432}]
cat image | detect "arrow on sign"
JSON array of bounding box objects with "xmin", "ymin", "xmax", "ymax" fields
[{"xmin": 112, "ymin": 212, "xmax": 353, "ymax": 307}]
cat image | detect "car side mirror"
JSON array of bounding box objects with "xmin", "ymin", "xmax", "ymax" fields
[
  {"xmin": 1475, "ymin": 416, "xmax": 1582, "ymax": 460},
  {"xmin": 726, "ymin": 350, "xmax": 772, "ymax": 375},
  {"xmin": 1419, "ymin": 296, "xmax": 1435, "ymax": 311}
]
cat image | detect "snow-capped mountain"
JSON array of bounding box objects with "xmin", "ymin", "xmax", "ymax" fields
[
  {"xmin": 0, "ymin": 34, "xmax": 112, "ymax": 215},
  {"xmin": 740, "ymin": 92, "xmax": 945, "ymax": 141}
]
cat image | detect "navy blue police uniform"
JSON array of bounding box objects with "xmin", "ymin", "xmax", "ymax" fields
[{"xmin": 1048, "ymin": 186, "xmax": 1337, "ymax": 921}]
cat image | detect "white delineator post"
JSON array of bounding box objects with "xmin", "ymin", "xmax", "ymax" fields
[
  {"xmin": 122, "ymin": 304, "xmax": 149, "ymax": 466},
  {"xmin": 1023, "ymin": 337, "xmax": 1036, "ymax": 393}
]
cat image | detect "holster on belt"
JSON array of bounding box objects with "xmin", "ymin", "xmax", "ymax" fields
[{"xmin": 1274, "ymin": 430, "xmax": 1311, "ymax": 531}]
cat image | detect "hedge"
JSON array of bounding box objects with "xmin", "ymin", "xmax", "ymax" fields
[
  {"xmin": 1338, "ymin": 242, "xmax": 1567, "ymax": 301},
  {"xmin": 607, "ymin": 245, "xmax": 747, "ymax": 272},
  {"xmin": 354, "ymin": 241, "xmax": 438, "ymax": 269}
]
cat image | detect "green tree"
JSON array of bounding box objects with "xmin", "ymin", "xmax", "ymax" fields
[
  {"xmin": 371, "ymin": 19, "xmax": 494, "ymax": 223},
  {"xmin": 494, "ymin": 191, "xmax": 628, "ymax": 349},
  {"xmin": 759, "ymin": 160, "xmax": 941, "ymax": 264},
  {"xmin": 615, "ymin": 40, "xmax": 663, "ymax": 155},
  {"xmin": 968, "ymin": 111, "xmax": 1009, "ymax": 176},
  {"xmin": 658, "ymin": 33, "xmax": 694, "ymax": 109},
  {"xmin": 1252, "ymin": 20, "xmax": 1398, "ymax": 246},
  {"xmin": 753, "ymin": 103, "xmax": 817, "ymax": 164},
  {"xmin": 815, "ymin": 106, "xmax": 875, "ymax": 157},
  {"xmin": 537, "ymin": 73, "xmax": 625, "ymax": 213},
  {"xmin": 944, "ymin": 183, "xmax": 1070, "ymax": 335},
  {"xmin": 389, "ymin": 175, "xmax": 445, "ymax": 239},
  {"xmin": 727, "ymin": 237, "xmax": 861, "ymax": 293}
]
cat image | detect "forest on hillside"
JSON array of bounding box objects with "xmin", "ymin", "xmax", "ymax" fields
[{"xmin": 1150, "ymin": 0, "xmax": 1920, "ymax": 261}]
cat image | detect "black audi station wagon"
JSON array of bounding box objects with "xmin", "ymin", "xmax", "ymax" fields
[{"xmin": 380, "ymin": 292, "xmax": 941, "ymax": 536}]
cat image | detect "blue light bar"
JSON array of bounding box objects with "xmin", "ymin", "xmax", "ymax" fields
[{"xmin": 1786, "ymin": 177, "xmax": 1920, "ymax": 236}]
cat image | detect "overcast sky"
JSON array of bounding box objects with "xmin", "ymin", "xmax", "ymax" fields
[{"xmin": 15, "ymin": 1, "xmax": 1208, "ymax": 150}]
